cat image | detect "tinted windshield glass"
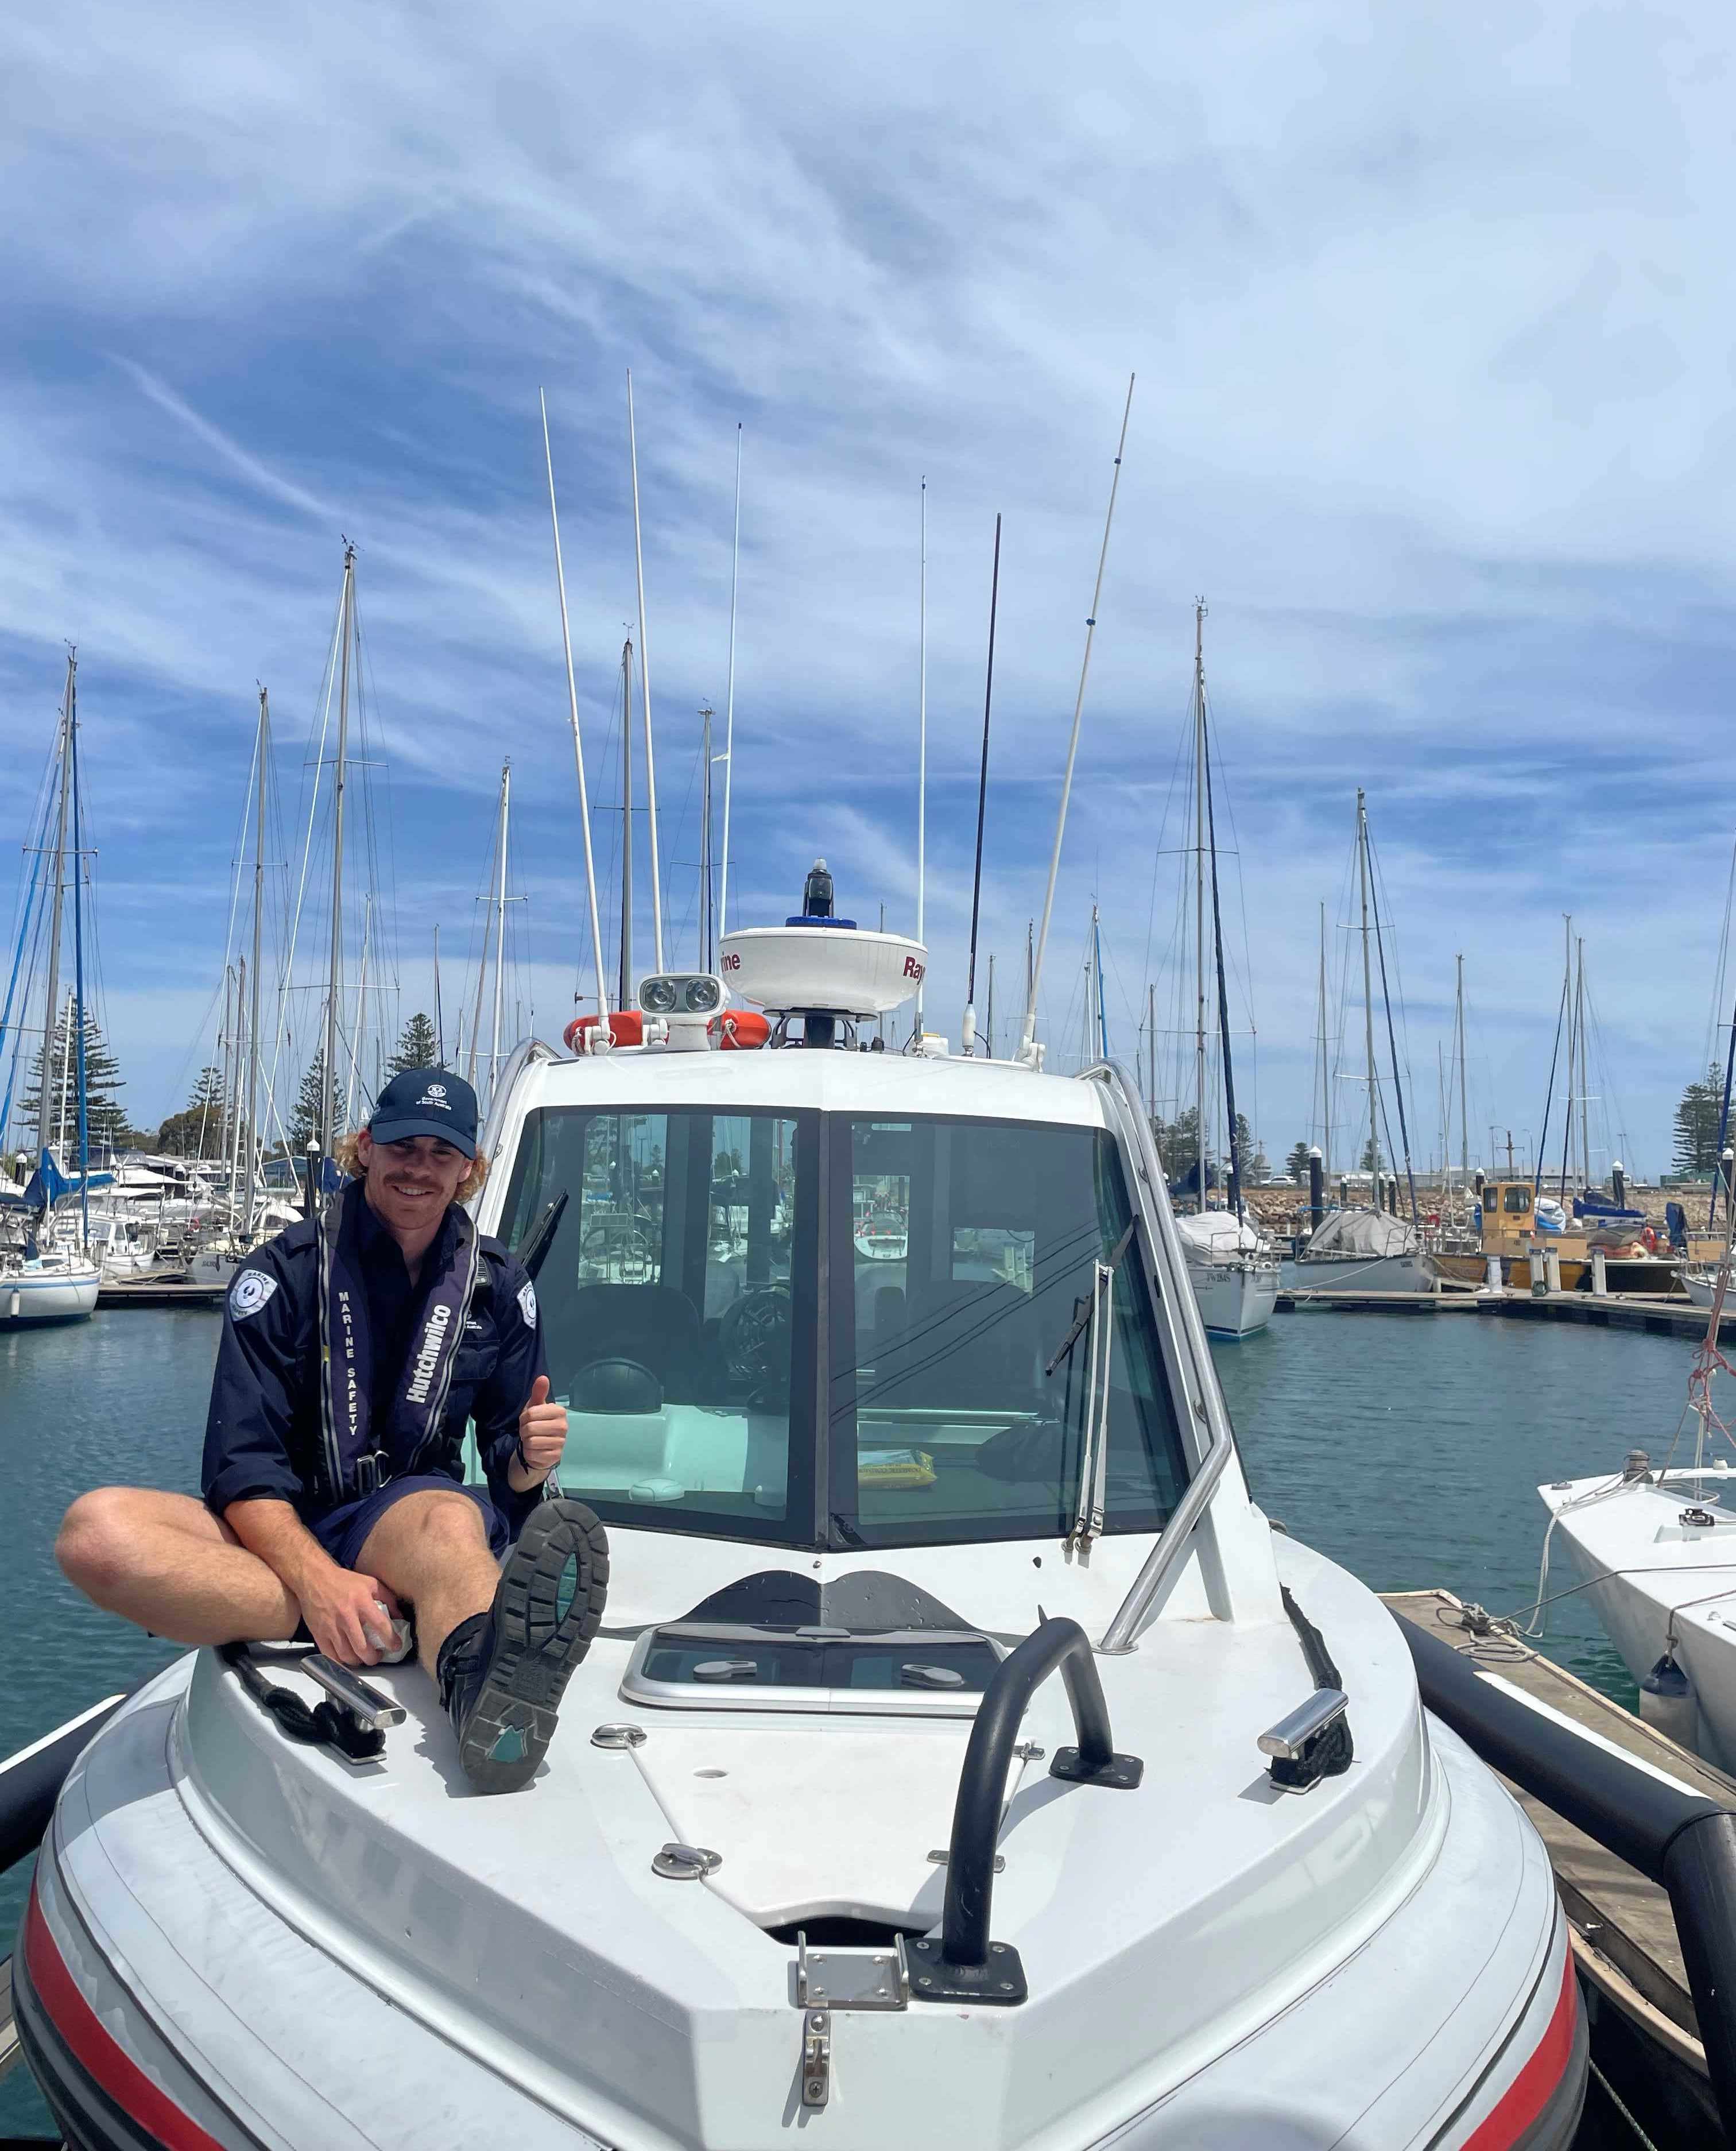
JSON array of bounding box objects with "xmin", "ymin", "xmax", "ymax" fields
[
  {"xmin": 829, "ymin": 1117, "xmax": 1188, "ymax": 1546},
  {"xmin": 498, "ymin": 1107, "xmax": 814, "ymax": 1539}
]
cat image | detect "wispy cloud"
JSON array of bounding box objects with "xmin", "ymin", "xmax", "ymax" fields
[{"xmin": 0, "ymin": 1, "xmax": 1731, "ymax": 1169}]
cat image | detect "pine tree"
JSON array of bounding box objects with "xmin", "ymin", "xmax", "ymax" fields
[
  {"xmin": 386, "ymin": 1012, "xmax": 441, "ymax": 1078},
  {"xmin": 157, "ymin": 1067, "xmax": 226, "ymax": 1159},
  {"xmin": 18, "ymin": 1005, "xmax": 134, "ymax": 1152},
  {"xmin": 1673, "ymin": 1064, "xmax": 1727, "ymax": 1177},
  {"xmin": 288, "ymin": 1051, "xmax": 329, "ymax": 1150},
  {"xmin": 1284, "ymin": 1140, "xmax": 1313, "ymax": 1184}
]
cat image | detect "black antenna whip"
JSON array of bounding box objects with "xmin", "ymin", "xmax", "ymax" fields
[{"xmin": 964, "ymin": 514, "xmax": 1002, "ymax": 1052}]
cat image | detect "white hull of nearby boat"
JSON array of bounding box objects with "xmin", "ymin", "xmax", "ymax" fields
[
  {"xmin": 1188, "ymin": 1256, "xmax": 1280, "ymax": 1337},
  {"xmin": 1292, "ymin": 1249, "xmax": 1440, "ymax": 1294},
  {"xmin": 1540, "ymin": 1465, "xmax": 1736, "ymax": 1774},
  {"xmin": 1681, "ymin": 1268, "xmax": 1719, "ymax": 1310},
  {"xmin": 187, "ymin": 1247, "xmax": 243, "ymax": 1289},
  {"xmin": 0, "ymin": 1262, "xmax": 100, "ymax": 1324}
]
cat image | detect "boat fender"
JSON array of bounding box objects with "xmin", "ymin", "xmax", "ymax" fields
[{"xmin": 1639, "ymin": 1650, "xmax": 1700, "ymax": 1753}]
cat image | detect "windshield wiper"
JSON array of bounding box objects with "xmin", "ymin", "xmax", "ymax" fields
[
  {"xmin": 1044, "ymin": 1221, "xmax": 1136, "ymax": 1378},
  {"xmin": 516, "ymin": 1191, "xmax": 569, "ymax": 1280}
]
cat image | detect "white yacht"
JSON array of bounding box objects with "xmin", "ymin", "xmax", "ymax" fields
[
  {"xmin": 1172, "ymin": 1208, "xmax": 1280, "ymax": 1338},
  {"xmin": 1292, "ymin": 1205, "xmax": 1442, "ymax": 1294},
  {"xmin": 1540, "ymin": 1451, "xmax": 1736, "ymax": 1774},
  {"xmin": 16, "ymin": 916, "xmax": 1586, "ymax": 2149},
  {"xmin": 0, "ymin": 1244, "xmax": 99, "ymax": 1324}
]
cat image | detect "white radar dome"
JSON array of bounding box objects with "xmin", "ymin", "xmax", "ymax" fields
[{"xmin": 719, "ymin": 926, "xmax": 927, "ymax": 1016}]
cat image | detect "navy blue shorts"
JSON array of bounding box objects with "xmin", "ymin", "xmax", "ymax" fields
[{"xmin": 308, "ymin": 1475, "xmax": 509, "ymax": 1574}]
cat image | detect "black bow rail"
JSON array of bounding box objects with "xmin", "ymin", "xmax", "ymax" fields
[
  {"xmin": 908, "ymin": 1615, "xmax": 1142, "ymax": 2006},
  {"xmin": 1402, "ymin": 1611, "xmax": 1736, "ymax": 2139}
]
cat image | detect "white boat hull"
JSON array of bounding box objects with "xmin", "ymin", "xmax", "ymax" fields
[
  {"xmin": 0, "ymin": 1263, "xmax": 99, "ymax": 1324},
  {"xmin": 1541, "ymin": 1467, "xmax": 1736, "ymax": 1774},
  {"xmin": 1188, "ymin": 1256, "xmax": 1280, "ymax": 1337},
  {"xmin": 1292, "ymin": 1249, "xmax": 1440, "ymax": 1294}
]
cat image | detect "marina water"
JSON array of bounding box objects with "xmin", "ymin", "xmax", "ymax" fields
[{"xmin": 0, "ymin": 1305, "xmax": 1699, "ymax": 2135}]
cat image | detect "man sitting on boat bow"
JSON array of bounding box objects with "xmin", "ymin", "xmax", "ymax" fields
[{"xmin": 55, "ymin": 1067, "xmax": 607, "ymax": 1794}]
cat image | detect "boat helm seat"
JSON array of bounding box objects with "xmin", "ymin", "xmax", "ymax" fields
[
  {"xmin": 568, "ymin": 1283, "xmax": 701, "ymax": 1399},
  {"xmin": 569, "ymin": 1356, "xmax": 663, "ymax": 1415}
]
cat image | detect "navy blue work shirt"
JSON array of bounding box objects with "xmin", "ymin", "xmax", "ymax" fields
[{"xmin": 202, "ymin": 1193, "xmax": 547, "ymax": 1532}]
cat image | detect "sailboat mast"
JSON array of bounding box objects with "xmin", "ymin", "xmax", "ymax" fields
[
  {"xmin": 1318, "ymin": 903, "xmax": 1331, "ymax": 1185},
  {"xmin": 619, "ymin": 640, "xmax": 634, "ymax": 1011},
  {"xmin": 67, "ymin": 657, "xmax": 89, "ymax": 1245},
  {"xmin": 1357, "ymin": 789, "xmax": 1379, "ymax": 1200},
  {"xmin": 625, "ymin": 371, "xmax": 665, "ymax": 972},
  {"xmin": 1557, "ymin": 914, "xmax": 1574, "ymax": 1199},
  {"xmin": 1080, "ymin": 916, "xmax": 1092, "ymax": 1070},
  {"xmin": 1094, "ymin": 905, "xmax": 1109, "ymax": 1061},
  {"xmin": 1576, "ymin": 938, "xmax": 1590, "ymax": 1189},
  {"xmin": 489, "ymin": 761, "xmax": 511, "ymax": 1102},
  {"xmin": 963, "ymin": 512, "xmax": 1002, "ymax": 1054},
  {"xmin": 346, "ymin": 895, "xmax": 372, "ymax": 1127},
  {"xmin": 433, "ymin": 926, "xmax": 444, "ymax": 1067},
  {"xmin": 699, "ymin": 706, "xmax": 714, "ymax": 973},
  {"xmin": 1455, "ymin": 953, "xmax": 1468, "ymax": 1194},
  {"xmin": 321, "ymin": 544, "xmax": 355, "ymax": 1162},
  {"xmin": 718, "ymin": 423, "xmax": 742, "ymax": 942},
  {"xmin": 540, "ymin": 390, "xmax": 610, "ymax": 1020},
  {"xmin": 1194, "ymin": 602, "xmax": 1208, "ymax": 1206},
  {"xmin": 915, "ymin": 477, "xmax": 927, "ymax": 1036},
  {"xmin": 36, "ymin": 661, "xmax": 72, "ymax": 1163},
  {"xmin": 986, "ymin": 953, "xmax": 997, "ymax": 1061},
  {"xmin": 246, "ymin": 688, "xmax": 267, "ymax": 1239}
]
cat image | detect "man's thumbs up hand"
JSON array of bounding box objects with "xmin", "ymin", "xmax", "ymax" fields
[{"xmin": 514, "ymin": 1373, "xmax": 567, "ymax": 1487}]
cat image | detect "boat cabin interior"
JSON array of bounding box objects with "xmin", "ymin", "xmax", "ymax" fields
[{"xmin": 494, "ymin": 1100, "xmax": 1189, "ymax": 1553}]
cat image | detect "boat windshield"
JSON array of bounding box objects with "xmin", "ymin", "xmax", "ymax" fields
[
  {"xmin": 829, "ymin": 1117, "xmax": 1187, "ymax": 1546},
  {"xmin": 495, "ymin": 1105, "xmax": 1188, "ymax": 1548},
  {"xmin": 498, "ymin": 1106, "xmax": 816, "ymax": 1542}
]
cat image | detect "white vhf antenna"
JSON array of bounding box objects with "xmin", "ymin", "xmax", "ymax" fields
[{"xmin": 1017, "ymin": 376, "xmax": 1135, "ymax": 1067}]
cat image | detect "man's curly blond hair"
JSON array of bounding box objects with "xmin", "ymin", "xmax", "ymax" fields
[{"xmin": 333, "ymin": 1129, "xmax": 490, "ymax": 1205}]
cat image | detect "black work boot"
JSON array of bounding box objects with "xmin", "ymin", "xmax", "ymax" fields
[{"xmin": 436, "ymin": 1498, "xmax": 610, "ymax": 1793}]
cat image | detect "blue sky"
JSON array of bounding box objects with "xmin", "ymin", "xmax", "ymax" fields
[{"xmin": 1, "ymin": 1, "xmax": 1732, "ymax": 1176}]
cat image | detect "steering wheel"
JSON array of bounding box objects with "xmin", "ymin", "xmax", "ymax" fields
[{"xmin": 720, "ymin": 1286, "xmax": 792, "ymax": 1391}]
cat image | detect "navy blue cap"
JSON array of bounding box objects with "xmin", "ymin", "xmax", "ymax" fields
[{"xmin": 367, "ymin": 1069, "xmax": 478, "ymax": 1158}]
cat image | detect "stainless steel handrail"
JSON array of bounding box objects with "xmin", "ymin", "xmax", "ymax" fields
[{"xmin": 1083, "ymin": 1061, "xmax": 1236, "ymax": 1654}]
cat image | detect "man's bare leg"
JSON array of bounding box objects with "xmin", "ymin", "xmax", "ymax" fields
[
  {"xmin": 56, "ymin": 1488, "xmax": 303, "ymax": 1645},
  {"xmin": 354, "ymin": 1490, "xmax": 502, "ymax": 1677}
]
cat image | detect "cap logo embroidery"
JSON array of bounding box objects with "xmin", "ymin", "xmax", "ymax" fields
[
  {"xmin": 230, "ymin": 1271, "xmax": 278, "ymax": 1321},
  {"xmin": 419, "ymin": 1082, "xmax": 450, "ymax": 1109}
]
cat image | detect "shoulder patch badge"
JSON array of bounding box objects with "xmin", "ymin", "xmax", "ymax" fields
[
  {"xmin": 517, "ymin": 1280, "xmax": 538, "ymax": 1329},
  {"xmin": 229, "ymin": 1271, "xmax": 278, "ymax": 1321}
]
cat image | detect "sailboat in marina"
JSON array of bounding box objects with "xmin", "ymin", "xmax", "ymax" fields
[
  {"xmin": 1293, "ymin": 790, "xmax": 1439, "ymax": 1294},
  {"xmin": 0, "ymin": 654, "xmax": 104, "ymax": 1324},
  {"xmin": 1164, "ymin": 605, "xmax": 1279, "ymax": 1338}
]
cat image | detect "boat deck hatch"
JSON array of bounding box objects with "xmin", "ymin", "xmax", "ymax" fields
[{"xmin": 621, "ymin": 1622, "xmax": 1001, "ymax": 1714}]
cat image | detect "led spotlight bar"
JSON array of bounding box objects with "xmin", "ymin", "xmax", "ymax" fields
[{"xmin": 638, "ymin": 974, "xmax": 724, "ymax": 1018}]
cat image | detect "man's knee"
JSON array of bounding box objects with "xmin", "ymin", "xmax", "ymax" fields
[
  {"xmin": 56, "ymin": 1487, "xmax": 147, "ymax": 1596},
  {"xmin": 402, "ymin": 1492, "xmax": 492, "ymax": 1559}
]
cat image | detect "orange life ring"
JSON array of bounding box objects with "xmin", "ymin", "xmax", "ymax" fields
[
  {"xmin": 711, "ymin": 1009, "xmax": 770, "ymax": 1050},
  {"xmin": 564, "ymin": 1011, "xmax": 644, "ymax": 1053}
]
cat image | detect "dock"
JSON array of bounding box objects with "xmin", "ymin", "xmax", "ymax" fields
[
  {"xmin": 1384, "ymin": 1589, "xmax": 1727, "ymax": 2137},
  {"xmin": 94, "ymin": 1278, "xmax": 224, "ymax": 1310},
  {"xmin": 1280, "ymin": 1287, "xmax": 1730, "ymax": 1340}
]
